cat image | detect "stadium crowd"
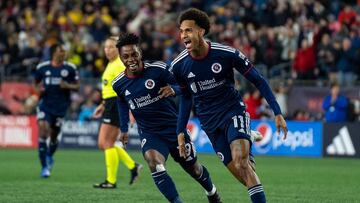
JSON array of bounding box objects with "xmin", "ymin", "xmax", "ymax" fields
[{"xmin": 0, "ymin": 0, "xmax": 359, "ymax": 121}]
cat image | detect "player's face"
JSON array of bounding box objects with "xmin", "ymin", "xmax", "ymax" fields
[
  {"xmin": 119, "ymin": 45, "xmax": 142, "ymax": 74},
  {"xmin": 53, "ymin": 45, "xmax": 66, "ymax": 62},
  {"xmin": 104, "ymin": 39, "xmax": 118, "ymax": 61},
  {"xmin": 179, "ymin": 20, "xmax": 205, "ymax": 52}
]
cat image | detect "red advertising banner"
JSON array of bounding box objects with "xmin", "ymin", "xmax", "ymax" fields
[{"xmin": 0, "ymin": 116, "xmax": 38, "ymax": 148}]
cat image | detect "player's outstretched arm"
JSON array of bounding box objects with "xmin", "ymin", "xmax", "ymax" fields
[
  {"xmin": 117, "ymin": 96, "xmax": 130, "ymax": 147},
  {"xmin": 244, "ymin": 68, "xmax": 287, "ymax": 140}
]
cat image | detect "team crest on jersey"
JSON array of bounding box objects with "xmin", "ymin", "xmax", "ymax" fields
[
  {"xmin": 217, "ymin": 152, "xmax": 224, "ymax": 162},
  {"xmin": 61, "ymin": 69, "xmax": 69, "ymax": 77},
  {"xmin": 129, "ymin": 100, "xmax": 136, "ymax": 110},
  {"xmin": 145, "ymin": 79, "xmax": 155, "ymax": 89},
  {"xmin": 103, "ymin": 79, "xmax": 108, "ymax": 86},
  {"xmin": 190, "ymin": 82, "xmax": 197, "ymax": 93},
  {"xmin": 211, "ymin": 63, "xmax": 222, "ymax": 73},
  {"xmin": 45, "ymin": 71, "xmax": 51, "ymax": 76}
]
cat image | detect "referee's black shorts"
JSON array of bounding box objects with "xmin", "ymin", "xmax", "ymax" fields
[{"xmin": 102, "ymin": 97, "xmax": 119, "ymax": 127}]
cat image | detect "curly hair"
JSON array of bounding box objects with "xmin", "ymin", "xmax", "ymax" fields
[
  {"xmin": 116, "ymin": 33, "xmax": 140, "ymax": 48},
  {"xmin": 178, "ymin": 8, "xmax": 210, "ymax": 35}
]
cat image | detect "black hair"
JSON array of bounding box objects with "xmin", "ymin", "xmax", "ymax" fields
[
  {"xmin": 178, "ymin": 8, "xmax": 210, "ymax": 35},
  {"xmin": 116, "ymin": 33, "xmax": 140, "ymax": 48},
  {"xmin": 49, "ymin": 43, "xmax": 62, "ymax": 59}
]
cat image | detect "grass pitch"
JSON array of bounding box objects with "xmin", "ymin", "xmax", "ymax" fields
[{"xmin": 0, "ymin": 149, "xmax": 359, "ymax": 203}]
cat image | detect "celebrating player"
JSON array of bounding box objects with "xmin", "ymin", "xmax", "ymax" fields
[
  {"xmin": 171, "ymin": 8, "xmax": 288, "ymax": 203},
  {"xmin": 112, "ymin": 33, "xmax": 222, "ymax": 203},
  {"xmin": 34, "ymin": 43, "xmax": 80, "ymax": 178},
  {"xmin": 93, "ymin": 36, "xmax": 142, "ymax": 189}
]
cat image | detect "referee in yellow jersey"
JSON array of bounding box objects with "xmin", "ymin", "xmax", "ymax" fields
[{"xmin": 93, "ymin": 36, "xmax": 142, "ymax": 189}]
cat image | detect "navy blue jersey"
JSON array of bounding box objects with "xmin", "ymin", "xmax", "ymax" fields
[
  {"xmin": 171, "ymin": 42, "xmax": 281, "ymax": 134},
  {"xmin": 112, "ymin": 61, "xmax": 180, "ymax": 135},
  {"xmin": 34, "ymin": 61, "xmax": 79, "ymax": 116}
]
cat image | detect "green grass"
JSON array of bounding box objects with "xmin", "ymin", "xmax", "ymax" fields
[{"xmin": 0, "ymin": 149, "xmax": 359, "ymax": 203}]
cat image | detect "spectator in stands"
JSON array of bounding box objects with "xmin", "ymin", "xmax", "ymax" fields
[
  {"xmin": 322, "ymin": 82, "xmax": 349, "ymax": 122},
  {"xmin": 317, "ymin": 33, "xmax": 337, "ymax": 82},
  {"xmin": 336, "ymin": 37, "xmax": 358, "ymax": 86}
]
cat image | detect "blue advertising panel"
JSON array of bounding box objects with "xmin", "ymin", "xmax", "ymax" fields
[
  {"xmin": 251, "ymin": 121, "xmax": 323, "ymax": 157},
  {"xmin": 187, "ymin": 118, "xmax": 214, "ymax": 153},
  {"xmin": 188, "ymin": 119, "xmax": 323, "ymax": 157}
]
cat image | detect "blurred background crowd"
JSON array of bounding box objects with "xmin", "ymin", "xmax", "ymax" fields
[{"xmin": 0, "ymin": 0, "xmax": 359, "ymax": 122}]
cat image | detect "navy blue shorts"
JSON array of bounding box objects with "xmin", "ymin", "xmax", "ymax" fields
[
  {"xmin": 36, "ymin": 106, "xmax": 63, "ymax": 128},
  {"xmin": 206, "ymin": 109, "xmax": 253, "ymax": 166},
  {"xmin": 139, "ymin": 130, "xmax": 197, "ymax": 167}
]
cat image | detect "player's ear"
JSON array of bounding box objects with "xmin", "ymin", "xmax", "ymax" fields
[{"xmin": 199, "ymin": 28, "xmax": 205, "ymax": 37}]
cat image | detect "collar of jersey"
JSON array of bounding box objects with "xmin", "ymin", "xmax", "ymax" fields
[
  {"xmin": 189, "ymin": 41, "xmax": 211, "ymax": 61},
  {"xmin": 125, "ymin": 62, "xmax": 144, "ymax": 79}
]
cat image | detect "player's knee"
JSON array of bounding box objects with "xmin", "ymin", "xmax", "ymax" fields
[{"xmin": 149, "ymin": 162, "xmax": 166, "ymax": 173}]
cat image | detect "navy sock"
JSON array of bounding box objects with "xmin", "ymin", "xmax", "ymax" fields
[
  {"xmin": 248, "ymin": 184, "xmax": 266, "ymax": 203},
  {"xmin": 48, "ymin": 140, "xmax": 58, "ymax": 157},
  {"xmin": 152, "ymin": 170, "xmax": 179, "ymax": 202},
  {"xmin": 194, "ymin": 165, "xmax": 214, "ymax": 194},
  {"xmin": 38, "ymin": 138, "xmax": 47, "ymax": 168}
]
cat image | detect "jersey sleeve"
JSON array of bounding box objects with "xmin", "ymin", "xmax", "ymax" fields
[
  {"xmin": 170, "ymin": 63, "xmax": 193, "ymax": 135},
  {"xmin": 33, "ymin": 66, "xmax": 43, "ymax": 83},
  {"xmin": 232, "ymin": 50, "xmax": 282, "ymax": 115},
  {"xmin": 117, "ymin": 95, "xmax": 129, "ymax": 132},
  {"xmin": 69, "ymin": 65, "xmax": 79, "ymax": 82},
  {"xmin": 160, "ymin": 64, "xmax": 182, "ymax": 95}
]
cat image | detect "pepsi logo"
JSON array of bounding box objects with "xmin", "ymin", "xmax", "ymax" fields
[
  {"xmin": 186, "ymin": 120, "xmax": 199, "ymax": 141},
  {"xmin": 211, "ymin": 63, "xmax": 222, "ymax": 73}
]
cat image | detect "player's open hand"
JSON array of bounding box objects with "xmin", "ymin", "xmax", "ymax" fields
[
  {"xmin": 158, "ymin": 85, "xmax": 175, "ymax": 98},
  {"xmin": 177, "ymin": 132, "xmax": 186, "ymax": 158},
  {"xmin": 275, "ymin": 114, "xmax": 288, "ymax": 140},
  {"xmin": 119, "ymin": 132, "xmax": 129, "ymax": 148}
]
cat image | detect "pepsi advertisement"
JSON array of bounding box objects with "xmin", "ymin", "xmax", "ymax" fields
[
  {"xmin": 187, "ymin": 118, "xmax": 323, "ymax": 157},
  {"xmin": 252, "ymin": 121, "xmax": 323, "ymax": 157}
]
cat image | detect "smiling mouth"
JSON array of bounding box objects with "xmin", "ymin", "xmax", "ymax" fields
[{"xmin": 128, "ymin": 63, "xmax": 138, "ymax": 70}]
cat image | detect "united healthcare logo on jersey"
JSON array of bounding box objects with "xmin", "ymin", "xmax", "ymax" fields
[{"xmin": 252, "ymin": 121, "xmax": 322, "ymax": 157}]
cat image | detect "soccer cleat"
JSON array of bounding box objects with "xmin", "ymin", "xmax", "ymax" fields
[
  {"xmin": 207, "ymin": 191, "xmax": 222, "ymax": 203},
  {"xmin": 250, "ymin": 130, "xmax": 263, "ymax": 143},
  {"xmin": 129, "ymin": 163, "xmax": 143, "ymax": 185},
  {"xmin": 93, "ymin": 180, "xmax": 117, "ymax": 189},
  {"xmin": 41, "ymin": 167, "xmax": 51, "ymax": 178},
  {"xmin": 46, "ymin": 155, "xmax": 54, "ymax": 171}
]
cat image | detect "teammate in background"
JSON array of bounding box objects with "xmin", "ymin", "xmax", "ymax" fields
[
  {"xmin": 112, "ymin": 33, "xmax": 222, "ymax": 203},
  {"xmin": 93, "ymin": 36, "xmax": 142, "ymax": 189},
  {"xmin": 171, "ymin": 8, "xmax": 288, "ymax": 203},
  {"xmin": 34, "ymin": 43, "xmax": 80, "ymax": 178}
]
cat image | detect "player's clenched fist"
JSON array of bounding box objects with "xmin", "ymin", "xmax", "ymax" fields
[{"xmin": 177, "ymin": 132, "xmax": 186, "ymax": 158}]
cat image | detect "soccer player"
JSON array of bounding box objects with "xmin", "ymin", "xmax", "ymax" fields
[
  {"xmin": 112, "ymin": 33, "xmax": 222, "ymax": 203},
  {"xmin": 34, "ymin": 43, "xmax": 80, "ymax": 177},
  {"xmin": 171, "ymin": 8, "xmax": 288, "ymax": 203},
  {"xmin": 93, "ymin": 36, "xmax": 142, "ymax": 189}
]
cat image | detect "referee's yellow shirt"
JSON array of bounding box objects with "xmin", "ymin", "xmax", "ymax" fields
[{"xmin": 101, "ymin": 57, "xmax": 126, "ymax": 99}]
